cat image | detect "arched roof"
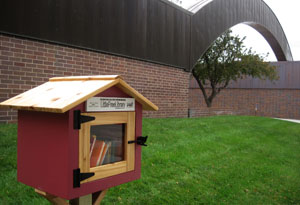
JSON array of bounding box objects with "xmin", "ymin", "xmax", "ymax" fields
[
  {"xmin": 0, "ymin": 0, "xmax": 293, "ymax": 71},
  {"xmin": 189, "ymin": 0, "xmax": 293, "ymax": 70}
]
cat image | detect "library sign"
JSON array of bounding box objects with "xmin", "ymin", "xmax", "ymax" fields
[{"xmin": 86, "ymin": 97, "xmax": 135, "ymax": 112}]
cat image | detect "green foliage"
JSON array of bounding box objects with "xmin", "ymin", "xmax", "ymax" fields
[
  {"xmin": 1, "ymin": 116, "xmax": 300, "ymax": 204},
  {"xmin": 0, "ymin": 124, "xmax": 47, "ymax": 205},
  {"xmin": 192, "ymin": 30, "xmax": 278, "ymax": 107}
]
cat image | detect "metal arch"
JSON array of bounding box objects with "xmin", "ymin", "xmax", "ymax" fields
[{"xmin": 189, "ymin": 0, "xmax": 293, "ymax": 71}]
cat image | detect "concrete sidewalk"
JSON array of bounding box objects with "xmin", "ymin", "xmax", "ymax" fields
[{"xmin": 275, "ymin": 118, "xmax": 300, "ymax": 124}]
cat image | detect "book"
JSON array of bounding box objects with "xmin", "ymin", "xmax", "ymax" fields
[
  {"xmin": 99, "ymin": 141, "xmax": 111, "ymax": 165},
  {"xmin": 90, "ymin": 140, "xmax": 105, "ymax": 167},
  {"xmin": 102, "ymin": 141, "xmax": 112, "ymax": 165},
  {"xmin": 89, "ymin": 135, "xmax": 97, "ymax": 158}
]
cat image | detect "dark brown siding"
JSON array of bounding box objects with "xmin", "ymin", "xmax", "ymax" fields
[
  {"xmin": 0, "ymin": 0, "xmax": 191, "ymax": 70},
  {"xmin": 0, "ymin": 0, "xmax": 292, "ymax": 71}
]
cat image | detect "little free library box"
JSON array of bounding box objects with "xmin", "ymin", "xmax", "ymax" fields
[{"xmin": 0, "ymin": 75, "xmax": 158, "ymax": 200}]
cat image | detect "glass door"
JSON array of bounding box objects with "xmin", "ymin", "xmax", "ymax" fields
[
  {"xmin": 79, "ymin": 112, "xmax": 135, "ymax": 183},
  {"xmin": 90, "ymin": 124, "xmax": 125, "ymax": 167}
]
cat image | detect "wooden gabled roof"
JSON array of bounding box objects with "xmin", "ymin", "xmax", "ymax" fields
[{"xmin": 0, "ymin": 75, "xmax": 158, "ymax": 113}]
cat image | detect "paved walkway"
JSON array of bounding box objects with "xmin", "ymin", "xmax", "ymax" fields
[{"xmin": 275, "ymin": 118, "xmax": 300, "ymax": 124}]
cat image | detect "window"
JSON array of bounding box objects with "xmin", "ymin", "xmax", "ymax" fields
[
  {"xmin": 90, "ymin": 124, "xmax": 125, "ymax": 167},
  {"xmin": 79, "ymin": 112, "xmax": 135, "ymax": 183}
]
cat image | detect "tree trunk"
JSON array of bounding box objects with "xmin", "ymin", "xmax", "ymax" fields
[
  {"xmin": 206, "ymin": 100, "xmax": 212, "ymax": 107},
  {"xmin": 192, "ymin": 71, "xmax": 212, "ymax": 107}
]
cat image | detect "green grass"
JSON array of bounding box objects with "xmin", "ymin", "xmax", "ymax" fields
[{"xmin": 1, "ymin": 116, "xmax": 300, "ymax": 204}]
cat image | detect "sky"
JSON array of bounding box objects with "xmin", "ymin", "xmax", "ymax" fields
[{"xmin": 169, "ymin": 0, "xmax": 300, "ymax": 62}]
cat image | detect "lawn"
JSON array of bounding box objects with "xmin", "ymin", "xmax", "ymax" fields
[{"xmin": 0, "ymin": 116, "xmax": 299, "ymax": 204}]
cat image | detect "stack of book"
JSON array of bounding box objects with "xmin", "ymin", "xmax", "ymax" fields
[{"xmin": 90, "ymin": 135, "xmax": 112, "ymax": 167}]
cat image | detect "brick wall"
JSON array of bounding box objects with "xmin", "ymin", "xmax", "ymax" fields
[
  {"xmin": 189, "ymin": 88, "xmax": 300, "ymax": 119},
  {"xmin": 2, "ymin": 34, "xmax": 298, "ymax": 123},
  {"xmin": 189, "ymin": 61, "xmax": 300, "ymax": 120},
  {"xmin": 0, "ymin": 34, "xmax": 190, "ymax": 123}
]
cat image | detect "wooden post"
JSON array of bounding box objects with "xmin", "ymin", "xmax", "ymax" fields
[
  {"xmin": 35, "ymin": 189, "xmax": 108, "ymax": 205},
  {"xmin": 69, "ymin": 194, "xmax": 92, "ymax": 205},
  {"xmin": 92, "ymin": 190, "xmax": 108, "ymax": 205}
]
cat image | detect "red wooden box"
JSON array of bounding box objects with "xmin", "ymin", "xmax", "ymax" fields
[{"xmin": 0, "ymin": 75, "xmax": 158, "ymax": 200}]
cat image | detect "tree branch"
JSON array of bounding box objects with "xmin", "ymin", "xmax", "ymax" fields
[{"xmin": 217, "ymin": 80, "xmax": 230, "ymax": 93}]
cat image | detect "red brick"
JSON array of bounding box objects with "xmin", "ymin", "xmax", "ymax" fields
[
  {"xmin": 0, "ymin": 46, "xmax": 10, "ymax": 51},
  {"xmin": 33, "ymin": 60, "xmax": 43, "ymax": 65},
  {"xmin": 1, "ymin": 51, "xmax": 13, "ymax": 57},
  {"xmin": 8, "ymin": 84, "xmax": 20, "ymax": 89},
  {"xmin": 8, "ymin": 75, "xmax": 21, "ymax": 80},
  {"xmin": 1, "ymin": 41, "xmax": 13, "ymax": 47},
  {"xmin": 23, "ymin": 49, "xmax": 34, "ymax": 55},
  {"xmin": 15, "ymin": 44, "xmax": 26, "ymax": 49},
  {"xmin": 14, "ymin": 53, "xmax": 25, "ymax": 58},
  {"xmin": 44, "ymin": 61, "xmax": 53, "ymax": 66},
  {"xmin": 14, "ymin": 62, "xmax": 25, "ymax": 67},
  {"xmin": 1, "ymin": 80, "xmax": 12, "ymax": 87},
  {"xmin": 0, "ymin": 56, "xmax": 9, "ymax": 60},
  {"xmin": 10, "ymin": 47, "xmax": 22, "ymax": 53},
  {"xmin": 10, "ymin": 38, "xmax": 22, "ymax": 44},
  {"xmin": 22, "ymin": 59, "xmax": 33, "ymax": 63},
  {"xmin": 25, "ymin": 54, "xmax": 36, "ymax": 59},
  {"xmin": 26, "ymin": 45, "xmax": 37, "ymax": 51}
]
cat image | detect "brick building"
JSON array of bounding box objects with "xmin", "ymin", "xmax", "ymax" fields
[
  {"xmin": 0, "ymin": 34, "xmax": 190, "ymax": 123},
  {"xmin": 0, "ymin": 0, "xmax": 297, "ymax": 123},
  {"xmin": 189, "ymin": 61, "xmax": 300, "ymax": 119},
  {"xmin": 1, "ymin": 34, "xmax": 299, "ymax": 123}
]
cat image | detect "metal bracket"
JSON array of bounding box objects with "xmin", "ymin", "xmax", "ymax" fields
[
  {"xmin": 128, "ymin": 136, "xmax": 148, "ymax": 146},
  {"xmin": 73, "ymin": 168, "xmax": 95, "ymax": 188},
  {"xmin": 73, "ymin": 110, "xmax": 95, "ymax": 130}
]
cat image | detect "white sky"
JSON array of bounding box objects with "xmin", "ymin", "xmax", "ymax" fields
[{"xmin": 170, "ymin": 0, "xmax": 300, "ymax": 61}]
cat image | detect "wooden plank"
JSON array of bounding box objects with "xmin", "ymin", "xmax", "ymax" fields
[
  {"xmin": 0, "ymin": 79, "xmax": 119, "ymax": 113},
  {"xmin": 0, "ymin": 82, "xmax": 52, "ymax": 106},
  {"xmin": 35, "ymin": 189, "xmax": 68, "ymax": 205},
  {"xmin": 127, "ymin": 112, "xmax": 135, "ymax": 171},
  {"xmin": 79, "ymin": 123, "xmax": 90, "ymax": 173},
  {"xmin": 82, "ymin": 112, "xmax": 128, "ymax": 125},
  {"xmin": 83, "ymin": 161, "xmax": 127, "ymax": 183},
  {"xmin": 0, "ymin": 77, "xmax": 158, "ymax": 113},
  {"xmin": 49, "ymin": 75, "xmax": 121, "ymax": 82},
  {"xmin": 0, "ymin": 82, "xmax": 64, "ymax": 113},
  {"xmin": 56, "ymin": 80, "xmax": 119, "ymax": 113}
]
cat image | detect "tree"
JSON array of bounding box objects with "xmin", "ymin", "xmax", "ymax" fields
[{"xmin": 192, "ymin": 29, "xmax": 278, "ymax": 107}]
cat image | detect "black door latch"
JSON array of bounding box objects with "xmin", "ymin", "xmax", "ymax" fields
[{"xmin": 128, "ymin": 136, "xmax": 148, "ymax": 146}]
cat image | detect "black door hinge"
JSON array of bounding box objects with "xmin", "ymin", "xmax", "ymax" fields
[
  {"xmin": 73, "ymin": 168, "xmax": 95, "ymax": 188},
  {"xmin": 128, "ymin": 136, "xmax": 148, "ymax": 146},
  {"xmin": 73, "ymin": 110, "xmax": 95, "ymax": 130}
]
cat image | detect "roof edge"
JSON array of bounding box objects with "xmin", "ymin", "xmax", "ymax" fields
[
  {"xmin": 0, "ymin": 76, "xmax": 158, "ymax": 113},
  {"xmin": 116, "ymin": 80, "xmax": 159, "ymax": 111},
  {"xmin": 49, "ymin": 75, "xmax": 122, "ymax": 82}
]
